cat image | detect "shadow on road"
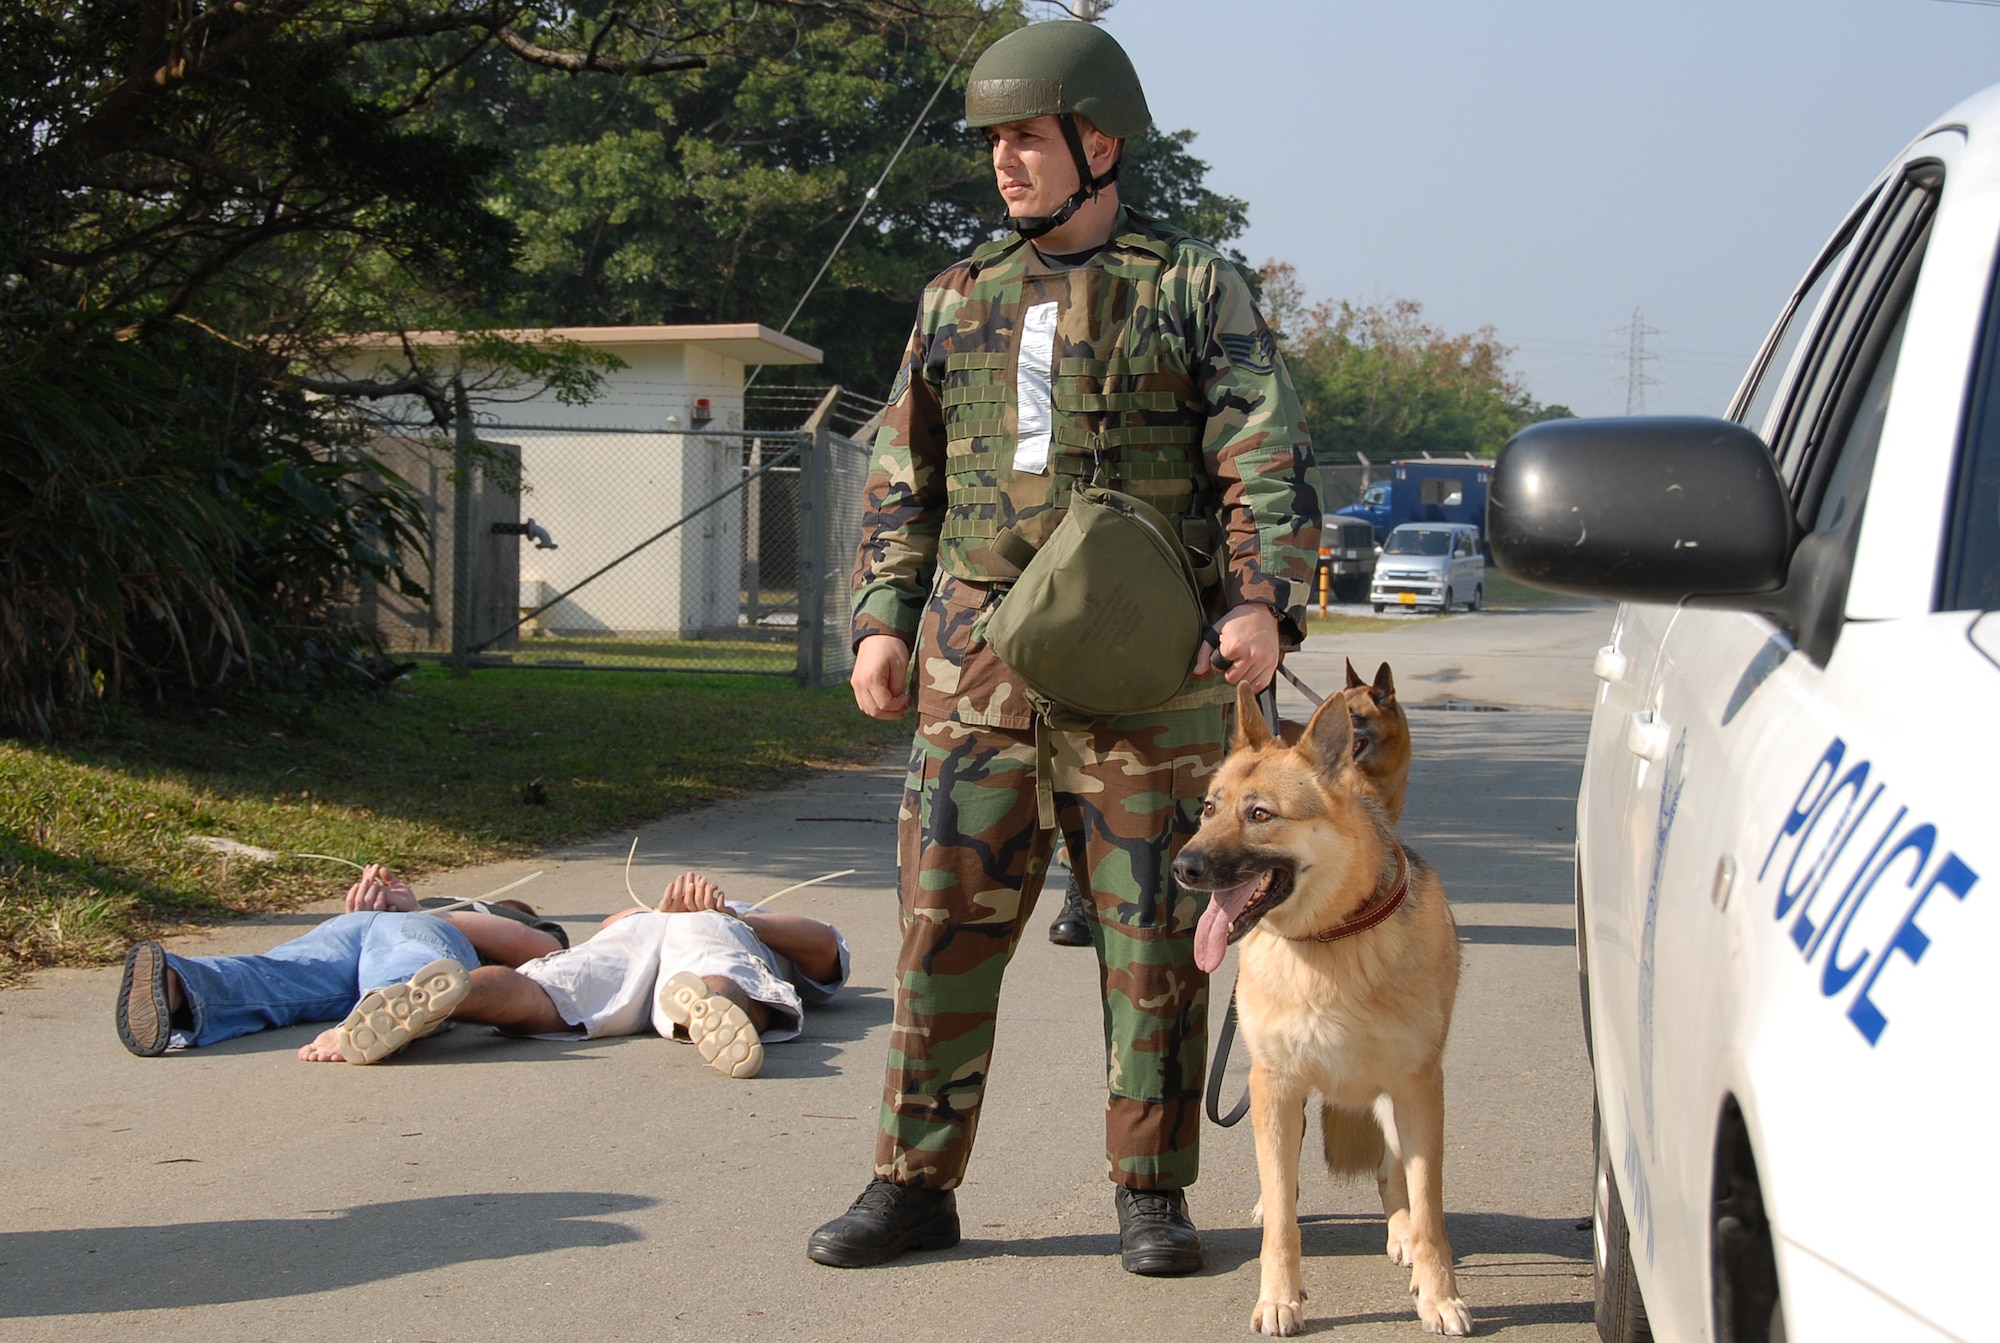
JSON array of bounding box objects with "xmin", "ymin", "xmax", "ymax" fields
[
  {"xmin": 1458, "ymin": 925, "xmax": 1576, "ymax": 947},
  {"xmin": 0, "ymin": 1192, "xmax": 655, "ymax": 1317}
]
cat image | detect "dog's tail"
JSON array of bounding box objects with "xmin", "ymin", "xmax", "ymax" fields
[{"xmin": 1321, "ymin": 1103, "xmax": 1386, "ymax": 1180}]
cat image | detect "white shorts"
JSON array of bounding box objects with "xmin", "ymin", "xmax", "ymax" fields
[{"xmin": 516, "ymin": 910, "xmax": 825, "ymax": 1043}]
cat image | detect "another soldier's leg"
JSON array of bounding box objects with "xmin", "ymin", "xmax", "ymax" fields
[
  {"xmin": 874, "ymin": 714, "xmax": 1057, "ymax": 1189},
  {"xmin": 1046, "ymin": 842, "xmax": 1093, "ymax": 947},
  {"xmin": 1054, "ymin": 705, "xmax": 1223, "ymax": 1192}
]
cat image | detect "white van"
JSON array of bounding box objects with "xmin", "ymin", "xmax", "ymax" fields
[{"xmin": 1369, "ymin": 522, "xmax": 1484, "ymax": 613}]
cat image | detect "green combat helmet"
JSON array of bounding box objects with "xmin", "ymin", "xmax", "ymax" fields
[{"xmin": 964, "ymin": 20, "xmax": 1151, "ymax": 239}]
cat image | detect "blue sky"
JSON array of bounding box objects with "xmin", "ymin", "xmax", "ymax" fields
[{"xmin": 1094, "ymin": 0, "xmax": 2000, "ymax": 417}]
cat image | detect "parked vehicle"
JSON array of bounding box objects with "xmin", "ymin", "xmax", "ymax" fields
[
  {"xmin": 1368, "ymin": 521, "xmax": 1483, "ymax": 613},
  {"xmin": 1336, "ymin": 458, "xmax": 1493, "ymax": 544},
  {"xmin": 1318, "ymin": 516, "xmax": 1379, "ymax": 604},
  {"xmin": 1486, "ymin": 85, "xmax": 2000, "ymax": 1343}
]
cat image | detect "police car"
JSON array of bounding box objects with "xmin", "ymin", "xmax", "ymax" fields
[{"xmin": 1487, "ymin": 86, "xmax": 2000, "ymax": 1343}]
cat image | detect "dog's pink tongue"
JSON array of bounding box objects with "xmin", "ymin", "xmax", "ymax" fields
[{"xmin": 1194, "ymin": 875, "xmax": 1264, "ymax": 974}]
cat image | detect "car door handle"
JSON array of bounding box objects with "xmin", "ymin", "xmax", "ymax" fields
[
  {"xmin": 1627, "ymin": 710, "xmax": 1671, "ymax": 762},
  {"xmin": 1594, "ymin": 645, "xmax": 1629, "ymax": 683}
]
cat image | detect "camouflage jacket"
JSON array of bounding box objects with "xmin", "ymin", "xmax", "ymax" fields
[{"xmin": 851, "ymin": 208, "xmax": 1320, "ymax": 668}]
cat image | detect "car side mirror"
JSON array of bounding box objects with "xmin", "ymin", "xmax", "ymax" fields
[{"xmin": 1486, "ymin": 417, "xmax": 1795, "ymax": 605}]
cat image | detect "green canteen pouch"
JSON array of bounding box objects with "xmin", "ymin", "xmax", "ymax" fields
[{"xmin": 985, "ymin": 483, "xmax": 1207, "ymax": 719}]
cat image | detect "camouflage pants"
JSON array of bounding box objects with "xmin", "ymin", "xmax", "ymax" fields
[{"xmin": 875, "ymin": 702, "xmax": 1223, "ymax": 1192}]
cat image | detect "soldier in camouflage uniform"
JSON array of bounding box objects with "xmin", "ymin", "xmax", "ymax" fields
[{"xmin": 807, "ymin": 20, "xmax": 1320, "ymax": 1275}]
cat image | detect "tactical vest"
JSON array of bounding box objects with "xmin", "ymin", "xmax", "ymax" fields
[{"xmin": 934, "ymin": 215, "xmax": 1218, "ymax": 583}]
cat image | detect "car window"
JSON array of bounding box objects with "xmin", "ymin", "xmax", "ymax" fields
[
  {"xmin": 1385, "ymin": 530, "xmax": 1449, "ymax": 556},
  {"xmin": 1419, "ymin": 478, "xmax": 1462, "ymax": 507},
  {"xmin": 1770, "ymin": 164, "xmax": 1935, "ymax": 664},
  {"xmin": 1733, "ymin": 193, "xmax": 1874, "ymax": 439},
  {"xmin": 1768, "ymin": 169, "xmax": 1940, "ymax": 500},
  {"xmin": 1362, "ymin": 484, "xmax": 1388, "ymax": 506},
  {"xmin": 1940, "ymin": 236, "xmax": 2000, "ymax": 611},
  {"xmin": 1810, "ymin": 298, "xmax": 1909, "ymax": 538}
]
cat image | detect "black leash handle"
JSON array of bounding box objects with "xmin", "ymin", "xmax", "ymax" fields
[
  {"xmin": 1201, "ymin": 626, "xmax": 1289, "ymax": 737},
  {"xmin": 1205, "ymin": 983, "xmax": 1250, "ymax": 1127}
]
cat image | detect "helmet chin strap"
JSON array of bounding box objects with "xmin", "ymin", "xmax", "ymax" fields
[{"xmin": 1012, "ymin": 113, "xmax": 1120, "ymax": 243}]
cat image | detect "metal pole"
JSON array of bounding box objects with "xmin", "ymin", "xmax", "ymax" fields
[
  {"xmin": 744, "ymin": 436, "xmax": 763, "ymax": 629},
  {"xmin": 449, "ymin": 377, "xmax": 474, "ymax": 679},
  {"xmin": 795, "ymin": 387, "xmax": 839, "ymax": 688}
]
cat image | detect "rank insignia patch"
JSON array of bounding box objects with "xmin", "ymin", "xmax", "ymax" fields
[
  {"xmin": 886, "ymin": 363, "xmax": 913, "ymax": 405},
  {"xmin": 1220, "ymin": 327, "xmax": 1278, "ymax": 375}
]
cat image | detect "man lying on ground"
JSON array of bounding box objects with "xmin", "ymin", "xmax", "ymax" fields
[
  {"xmin": 115, "ymin": 864, "xmax": 566, "ymax": 1061},
  {"xmin": 297, "ymin": 873, "xmax": 850, "ymax": 1079}
]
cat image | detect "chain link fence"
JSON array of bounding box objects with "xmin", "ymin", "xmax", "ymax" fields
[
  {"xmin": 1315, "ymin": 461, "xmax": 1378, "ymax": 513},
  {"xmin": 362, "ymin": 413, "xmax": 873, "ymax": 687},
  {"xmin": 357, "ymin": 404, "xmax": 1382, "ymax": 684}
]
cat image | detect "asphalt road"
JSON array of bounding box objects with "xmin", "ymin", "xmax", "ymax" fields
[{"xmin": 0, "ymin": 600, "xmax": 1613, "ymax": 1343}]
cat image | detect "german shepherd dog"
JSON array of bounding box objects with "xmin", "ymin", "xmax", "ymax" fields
[
  {"xmin": 1343, "ymin": 658, "xmax": 1411, "ymax": 825},
  {"xmin": 1176, "ymin": 683, "xmax": 1469, "ymax": 1337}
]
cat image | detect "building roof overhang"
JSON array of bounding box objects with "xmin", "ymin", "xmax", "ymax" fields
[{"xmin": 342, "ymin": 323, "xmax": 822, "ymax": 366}]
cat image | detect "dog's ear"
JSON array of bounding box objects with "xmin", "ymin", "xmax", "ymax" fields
[
  {"xmin": 1373, "ymin": 661, "xmax": 1397, "ymax": 702},
  {"xmin": 1233, "ymin": 680, "xmax": 1273, "ymax": 750},
  {"xmin": 1345, "ymin": 657, "xmax": 1364, "ymax": 690},
  {"xmin": 1299, "ymin": 685, "xmax": 1356, "ymax": 781}
]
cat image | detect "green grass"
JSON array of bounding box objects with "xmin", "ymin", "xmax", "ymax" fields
[
  {"xmin": 0, "ymin": 666, "xmax": 908, "ymax": 980},
  {"xmin": 502, "ymin": 634, "xmax": 795, "ymax": 673},
  {"xmin": 1479, "ymin": 569, "xmax": 1578, "ymax": 609},
  {"xmin": 1303, "ymin": 613, "xmax": 1421, "ymax": 638}
]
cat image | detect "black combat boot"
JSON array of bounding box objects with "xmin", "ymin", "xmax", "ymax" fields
[
  {"xmin": 1047, "ymin": 870, "xmax": 1092, "ymax": 947},
  {"xmin": 807, "ymin": 1179, "xmax": 960, "ymax": 1267},
  {"xmin": 1114, "ymin": 1186, "xmax": 1203, "ymax": 1276}
]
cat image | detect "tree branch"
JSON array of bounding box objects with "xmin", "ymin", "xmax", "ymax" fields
[
  {"xmin": 295, "ymin": 372, "xmax": 453, "ymax": 427},
  {"xmin": 492, "ymin": 26, "xmax": 708, "ymax": 74}
]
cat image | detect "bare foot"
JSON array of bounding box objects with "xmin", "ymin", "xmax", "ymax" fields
[
  {"xmin": 298, "ymin": 1028, "xmax": 347, "ymax": 1062},
  {"xmin": 656, "ymin": 872, "xmax": 727, "ymax": 914}
]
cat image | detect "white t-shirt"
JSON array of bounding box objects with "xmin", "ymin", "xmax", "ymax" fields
[{"xmin": 515, "ymin": 906, "xmax": 849, "ymax": 1042}]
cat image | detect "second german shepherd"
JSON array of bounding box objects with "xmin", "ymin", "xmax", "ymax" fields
[
  {"xmin": 1344, "ymin": 658, "xmax": 1411, "ymax": 825},
  {"xmin": 1176, "ymin": 683, "xmax": 1469, "ymax": 1337}
]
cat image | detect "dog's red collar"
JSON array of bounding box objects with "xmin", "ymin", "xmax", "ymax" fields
[{"xmin": 1287, "ymin": 844, "xmax": 1409, "ymax": 944}]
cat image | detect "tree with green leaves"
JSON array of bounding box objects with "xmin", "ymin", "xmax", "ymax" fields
[
  {"xmin": 0, "ymin": 0, "xmax": 1256, "ymax": 733},
  {"xmin": 4, "ymin": 0, "xmax": 931, "ymax": 733},
  {"xmin": 1260, "ymin": 264, "xmax": 1571, "ymax": 463},
  {"xmin": 440, "ymin": 7, "xmax": 1250, "ymax": 390}
]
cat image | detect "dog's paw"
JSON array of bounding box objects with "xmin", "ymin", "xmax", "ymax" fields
[
  {"xmin": 1417, "ymin": 1293, "xmax": 1472, "ymax": 1336},
  {"xmin": 1251, "ymin": 1298, "xmax": 1304, "ymax": 1336},
  {"xmin": 1384, "ymin": 1208, "xmax": 1415, "ymax": 1265}
]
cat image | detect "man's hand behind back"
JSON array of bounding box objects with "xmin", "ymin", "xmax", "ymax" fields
[
  {"xmin": 346, "ymin": 864, "xmax": 418, "ymax": 912},
  {"xmin": 656, "ymin": 872, "xmax": 732, "ymax": 915}
]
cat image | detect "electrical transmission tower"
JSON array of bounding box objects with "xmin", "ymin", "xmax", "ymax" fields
[{"xmin": 1614, "ymin": 307, "xmax": 1663, "ymax": 415}]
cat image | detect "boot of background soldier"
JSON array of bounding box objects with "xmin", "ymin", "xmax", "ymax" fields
[{"xmin": 1047, "ymin": 870, "xmax": 1092, "ymax": 946}]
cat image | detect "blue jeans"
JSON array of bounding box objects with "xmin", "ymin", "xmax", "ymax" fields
[{"xmin": 164, "ymin": 912, "xmax": 479, "ymax": 1049}]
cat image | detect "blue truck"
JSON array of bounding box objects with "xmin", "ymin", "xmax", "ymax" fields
[{"xmin": 1335, "ymin": 458, "xmax": 1494, "ymax": 545}]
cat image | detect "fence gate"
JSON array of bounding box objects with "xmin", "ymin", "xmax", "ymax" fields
[{"xmin": 365, "ymin": 418, "xmax": 872, "ymax": 688}]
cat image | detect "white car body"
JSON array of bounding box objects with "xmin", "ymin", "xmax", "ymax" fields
[{"xmin": 1565, "ymin": 88, "xmax": 2000, "ymax": 1342}]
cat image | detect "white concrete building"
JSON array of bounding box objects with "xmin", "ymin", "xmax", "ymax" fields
[{"xmin": 343, "ymin": 324, "xmax": 822, "ymax": 648}]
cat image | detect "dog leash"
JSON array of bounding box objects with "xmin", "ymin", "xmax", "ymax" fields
[
  {"xmin": 1201, "ymin": 635, "xmax": 1325, "ymax": 726},
  {"xmin": 1277, "ymin": 663, "xmax": 1324, "ymax": 706},
  {"xmin": 1204, "ymin": 844, "xmax": 1412, "ymax": 1129},
  {"xmin": 1205, "ymin": 987, "xmax": 1253, "ymax": 1127}
]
